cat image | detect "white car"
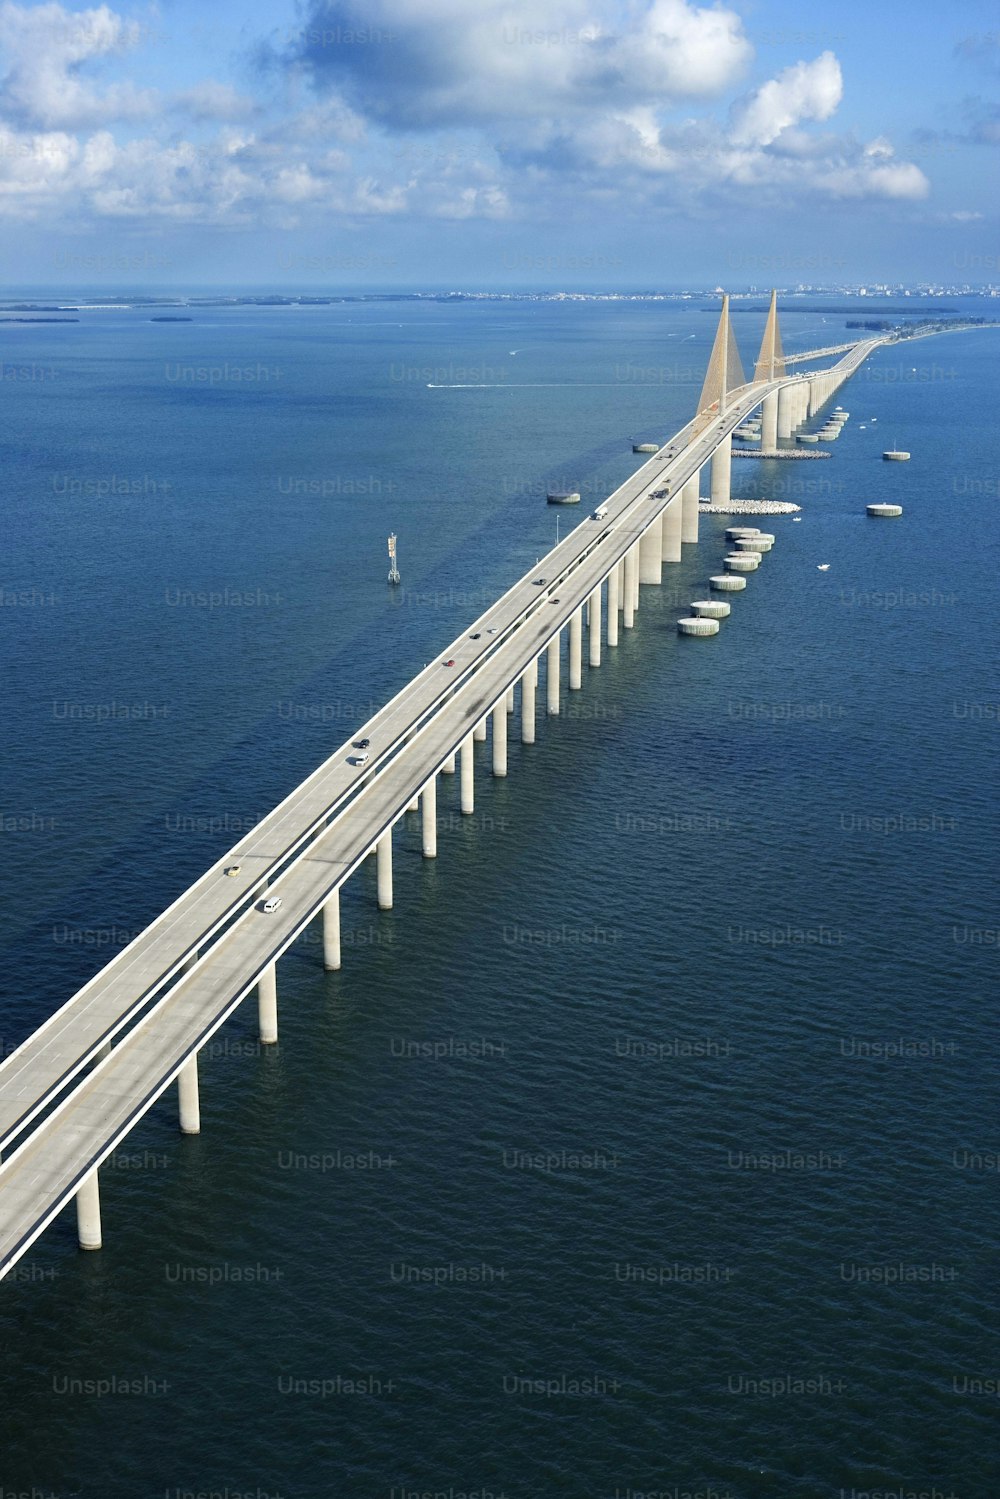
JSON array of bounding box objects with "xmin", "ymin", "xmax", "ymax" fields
[
  {"xmin": 261, "ymin": 896, "xmax": 282, "ymax": 913},
  {"xmin": 353, "ymin": 751, "xmax": 370, "ymax": 767}
]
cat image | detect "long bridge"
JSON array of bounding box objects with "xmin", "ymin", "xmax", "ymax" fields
[{"xmin": 0, "ymin": 294, "xmax": 884, "ymax": 1280}]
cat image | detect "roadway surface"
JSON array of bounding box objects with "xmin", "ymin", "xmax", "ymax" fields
[{"xmin": 0, "ymin": 339, "xmax": 882, "ymax": 1279}]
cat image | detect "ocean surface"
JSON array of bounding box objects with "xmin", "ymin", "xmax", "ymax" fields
[{"xmin": 1, "ymin": 295, "xmax": 998, "ymax": 1498}]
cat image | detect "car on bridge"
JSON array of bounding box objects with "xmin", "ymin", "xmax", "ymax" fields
[
  {"xmin": 352, "ymin": 752, "xmax": 370, "ymax": 767},
  {"xmin": 261, "ymin": 896, "xmax": 282, "ymax": 914},
  {"xmin": 352, "ymin": 738, "xmax": 370, "ymax": 750}
]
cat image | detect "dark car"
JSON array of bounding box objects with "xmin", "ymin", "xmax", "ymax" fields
[
  {"xmin": 470, "ymin": 632, "xmax": 481, "ymax": 639},
  {"xmin": 352, "ymin": 738, "xmax": 370, "ymax": 749},
  {"xmin": 444, "ymin": 659, "xmax": 456, "ymax": 667}
]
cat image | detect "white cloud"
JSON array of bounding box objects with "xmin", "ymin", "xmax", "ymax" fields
[
  {"xmin": 820, "ymin": 158, "xmax": 929, "ymax": 200},
  {"xmin": 730, "ymin": 52, "xmax": 842, "ymax": 147},
  {"xmin": 288, "ymin": 0, "xmax": 752, "ymax": 128},
  {"xmin": 0, "ymin": 1, "xmax": 156, "ymax": 127}
]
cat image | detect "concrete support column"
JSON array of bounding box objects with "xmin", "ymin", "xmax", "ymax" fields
[
  {"xmin": 607, "ymin": 567, "xmax": 619, "ymax": 647},
  {"xmin": 777, "ymin": 385, "xmax": 794, "ymax": 440},
  {"xmin": 178, "ymin": 1054, "xmax": 200, "ymax": 1135},
  {"xmin": 569, "ymin": 607, "xmax": 583, "ymax": 688},
  {"xmin": 442, "ymin": 753, "xmax": 456, "ymax": 774},
  {"xmin": 473, "ymin": 717, "xmax": 487, "ymax": 742},
  {"xmin": 639, "ymin": 516, "xmax": 663, "ymax": 584},
  {"xmin": 323, "ymin": 889, "xmax": 341, "ymax": 971},
  {"xmin": 377, "ymin": 831, "xmax": 393, "ymax": 910},
  {"xmin": 807, "ymin": 379, "xmax": 820, "ymax": 419},
  {"xmin": 407, "ymin": 795, "xmax": 419, "ymax": 813},
  {"xmin": 505, "ymin": 685, "xmax": 515, "ymax": 714},
  {"xmin": 681, "ymin": 476, "xmax": 699, "ymax": 544},
  {"xmin": 546, "ymin": 636, "xmax": 560, "ymax": 715},
  {"xmin": 76, "ymin": 1169, "xmax": 102, "ymax": 1251},
  {"xmin": 616, "ymin": 559, "xmax": 626, "ymax": 610},
  {"xmin": 588, "ymin": 587, "xmax": 602, "ymax": 667},
  {"xmin": 711, "ymin": 434, "xmax": 732, "ymax": 506},
  {"xmin": 762, "ymin": 390, "xmax": 778, "ymax": 450},
  {"xmin": 796, "ymin": 384, "xmax": 808, "ymax": 427},
  {"xmin": 521, "ymin": 659, "xmax": 537, "ymax": 743},
  {"xmin": 663, "ymin": 496, "xmax": 683, "ymax": 561},
  {"xmin": 492, "ymin": 702, "xmax": 508, "ymax": 776},
  {"xmin": 258, "ymin": 962, "xmax": 278, "ymax": 1044},
  {"xmin": 623, "ymin": 546, "xmax": 638, "ymax": 629},
  {"xmin": 460, "ymin": 735, "xmax": 475, "ymax": 814},
  {"xmin": 421, "ymin": 775, "xmax": 437, "ymax": 858}
]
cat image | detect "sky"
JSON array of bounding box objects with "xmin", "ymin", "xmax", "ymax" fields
[{"xmin": 0, "ymin": 0, "xmax": 996, "ymax": 288}]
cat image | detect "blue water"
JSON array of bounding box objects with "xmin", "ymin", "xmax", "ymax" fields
[{"xmin": 1, "ymin": 298, "xmax": 998, "ymax": 1498}]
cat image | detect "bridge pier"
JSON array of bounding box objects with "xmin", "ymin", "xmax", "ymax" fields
[
  {"xmin": 377, "ymin": 832, "xmax": 393, "ymax": 910},
  {"xmin": 406, "ymin": 795, "xmax": 419, "ymax": 813},
  {"xmin": 323, "ymin": 889, "xmax": 341, "ymax": 970},
  {"xmin": 795, "ymin": 383, "xmax": 809, "ymax": 428},
  {"xmin": 808, "ymin": 378, "xmax": 821, "ymax": 419},
  {"xmin": 442, "ymin": 753, "xmax": 456, "ymax": 774},
  {"xmin": 762, "ymin": 390, "xmax": 778, "ymax": 449},
  {"xmin": 588, "ymin": 587, "xmax": 602, "ymax": 667},
  {"xmin": 662, "ymin": 495, "xmax": 683, "ymax": 561},
  {"xmin": 546, "ymin": 635, "xmax": 560, "ymax": 714},
  {"xmin": 178, "ymin": 1054, "xmax": 200, "ymax": 1135},
  {"xmin": 505, "ymin": 686, "xmax": 515, "ymax": 714},
  {"xmin": 681, "ymin": 477, "xmax": 699, "ymax": 544},
  {"xmin": 607, "ymin": 567, "xmax": 619, "ymax": 647},
  {"xmin": 460, "ymin": 735, "xmax": 475, "ymax": 813},
  {"xmin": 569, "ymin": 608, "xmax": 583, "ymax": 688},
  {"xmin": 639, "ymin": 516, "xmax": 662, "ymax": 584},
  {"xmin": 522, "ymin": 659, "xmax": 537, "ymax": 742},
  {"xmin": 474, "ymin": 717, "xmax": 487, "ymax": 742},
  {"xmin": 258, "ymin": 962, "xmax": 278, "ymax": 1043},
  {"xmin": 76, "ymin": 1168, "xmax": 102, "ymax": 1251},
  {"xmin": 711, "ymin": 434, "xmax": 732, "ymax": 505},
  {"xmin": 623, "ymin": 546, "xmax": 638, "ymax": 628},
  {"xmin": 492, "ymin": 702, "xmax": 508, "ymax": 776},
  {"xmin": 777, "ymin": 386, "xmax": 795, "ymax": 440},
  {"xmin": 421, "ymin": 775, "xmax": 437, "ymax": 858}
]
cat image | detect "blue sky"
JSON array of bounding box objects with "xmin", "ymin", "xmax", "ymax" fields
[{"xmin": 0, "ymin": 0, "xmax": 996, "ymax": 287}]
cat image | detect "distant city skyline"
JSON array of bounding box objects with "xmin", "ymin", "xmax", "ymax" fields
[{"xmin": 0, "ymin": 0, "xmax": 996, "ymax": 287}]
